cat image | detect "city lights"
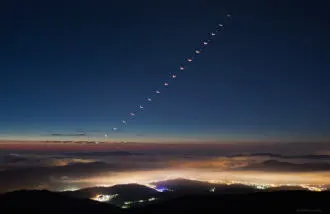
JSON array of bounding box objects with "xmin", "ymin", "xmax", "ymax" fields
[{"xmin": 91, "ymin": 194, "xmax": 118, "ymax": 202}]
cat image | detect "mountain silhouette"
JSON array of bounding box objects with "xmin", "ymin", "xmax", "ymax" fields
[
  {"xmin": 2, "ymin": 189, "xmax": 329, "ymax": 214},
  {"xmin": 1, "ymin": 190, "xmax": 122, "ymax": 214}
]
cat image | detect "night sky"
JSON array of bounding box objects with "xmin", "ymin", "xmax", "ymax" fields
[{"xmin": 1, "ymin": 0, "xmax": 329, "ymax": 142}]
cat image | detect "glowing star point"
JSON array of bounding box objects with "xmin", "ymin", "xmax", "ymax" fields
[
  {"xmin": 156, "ymin": 90, "xmax": 160, "ymax": 94},
  {"xmin": 203, "ymin": 41, "xmax": 208, "ymax": 45},
  {"xmin": 147, "ymin": 98, "xmax": 152, "ymax": 102},
  {"xmin": 187, "ymin": 58, "xmax": 193, "ymax": 62},
  {"xmin": 164, "ymin": 82, "xmax": 169, "ymax": 86},
  {"xmin": 180, "ymin": 66, "xmax": 185, "ymax": 70},
  {"xmin": 130, "ymin": 112, "xmax": 135, "ymax": 116},
  {"xmin": 122, "ymin": 120, "xmax": 127, "ymax": 124},
  {"xmin": 139, "ymin": 105, "xmax": 144, "ymax": 109},
  {"xmin": 195, "ymin": 50, "xmax": 200, "ymax": 54},
  {"xmin": 172, "ymin": 74, "xmax": 177, "ymax": 78},
  {"xmin": 211, "ymin": 32, "xmax": 216, "ymax": 36}
]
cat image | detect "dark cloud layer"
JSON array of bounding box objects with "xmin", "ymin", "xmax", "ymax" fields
[
  {"xmin": 50, "ymin": 134, "xmax": 86, "ymax": 137},
  {"xmin": 239, "ymin": 160, "xmax": 330, "ymax": 172},
  {"xmin": 0, "ymin": 162, "xmax": 109, "ymax": 193},
  {"xmin": 230, "ymin": 153, "xmax": 330, "ymax": 160}
]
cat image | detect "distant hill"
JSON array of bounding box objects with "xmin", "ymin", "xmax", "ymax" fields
[
  {"xmin": 153, "ymin": 178, "xmax": 210, "ymax": 189},
  {"xmin": 152, "ymin": 178, "xmax": 257, "ymax": 194},
  {"xmin": 63, "ymin": 179, "xmax": 324, "ymax": 206},
  {"xmin": 63, "ymin": 180, "xmax": 262, "ymax": 207},
  {"xmin": 64, "ymin": 184, "xmax": 158, "ymax": 205}
]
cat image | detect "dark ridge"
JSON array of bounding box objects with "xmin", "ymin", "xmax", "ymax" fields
[
  {"xmin": 0, "ymin": 190, "xmax": 123, "ymax": 214},
  {"xmin": 135, "ymin": 191, "xmax": 330, "ymax": 214},
  {"xmin": 2, "ymin": 189, "xmax": 330, "ymax": 214}
]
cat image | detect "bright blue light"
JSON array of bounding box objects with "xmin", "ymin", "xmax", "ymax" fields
[{"xmin": 156, "ymin": 187, "xmax": 167, "ymax": 192}]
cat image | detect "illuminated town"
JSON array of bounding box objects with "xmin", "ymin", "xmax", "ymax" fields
[
  {"xmin": 120, "ymin": 197, "xmax": 157, "ymax": 209},
  {"xmin": 205, "ymin": 180, "xmax": 328, "ymax": 192},
  {"xmin": 145, "ymin": 178, "xmax": 328, "ymax": 192},
  {"xmin": 91, "ymin": 194, "xmax": 119, "ymax": 202}
]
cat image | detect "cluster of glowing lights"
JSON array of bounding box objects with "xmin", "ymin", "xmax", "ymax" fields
[
  {"xmin": 91, "ymin": 194, "xmax": 118, "ymax": 202},
  {"xmin": 121, "ymin": 197, "xmax": 157, "ymax": 209},
  {"xmin": 61, "ymin": 187, "xmax": 80, "ymax": 192},
  {"xmin": 144, "ymin": 183, "xmax": 173, "ymax": 192},
  {"xmin": 300, "ymin": 184, "xmax": 327, "ymax": 192},
  {"xmin": 208, "ymin": 180, "xmax": 328, "ymax": 192},
  {"xmin": 255, "ymin": 184, "xmax": 268, "ymax": 190},
  {"xmin": 105, "ymin": 14, "xmax": 232, "ymax": 136},
  {"xmin": 147, "ymin": 178, "xmax": 328, "ymax": 193},
  {"xmin": 148, "ymin": 197, "xmax": 156, "ymax": 201},
  {"xmin": 155, "ymin": 187, "xmax": 173, "ymax": 192}
]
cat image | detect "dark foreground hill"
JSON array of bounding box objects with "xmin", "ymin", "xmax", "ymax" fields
[
  {"xmin": 0, "ymin": 190, "xmax": 123, "ymax": 214},
  {"xmin": 135, "ymin": 191, "xmax": 330, "ymax": 214},
  {"xmin": 1, "ymin": 190, "xmax": 329, "ymax": 214}
]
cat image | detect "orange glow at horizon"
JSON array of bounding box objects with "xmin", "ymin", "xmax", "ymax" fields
[{"xmin": 65, "ymin": 169, "xmax": 330, "ymax": 189}]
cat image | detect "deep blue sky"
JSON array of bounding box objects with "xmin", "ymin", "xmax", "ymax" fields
[{"xmin": 0, "ymin": 0, "xmax": 329, "ymax": 142}]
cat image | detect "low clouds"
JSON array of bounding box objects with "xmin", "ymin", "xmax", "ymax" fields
[
  {"xmin": 1, "ymin": 149, "xmax": 330, "ymax": 193},
  {"xmin": 0, "ymin": 161, "xmax": 112, "ymax": 193},
  {"xmin": 238, "ymin": 159, "xmax": 330, "ymax": 172},
  {"xmin": 0, "ymin": 153, "xmax": 98, "ymax": 169},
  {"xmin": 230, "ymin": 153, "xmax": 330, "ymax": 161},
  {"xmin": 0, "ymin": 140, "xmax": 330, "ymax": 193}
]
